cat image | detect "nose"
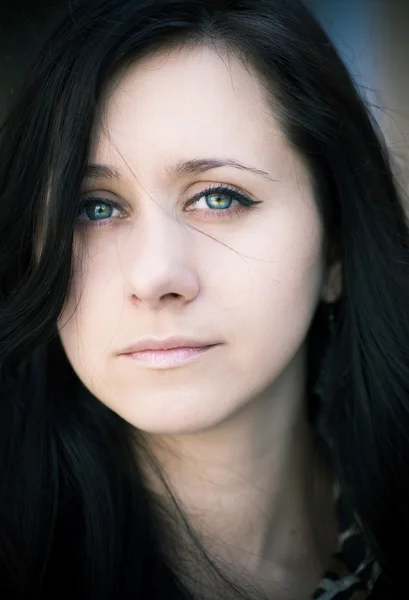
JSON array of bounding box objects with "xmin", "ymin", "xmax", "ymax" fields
[{"xmin": 122, "ymin": 208, "xmax": 200, "ymax": 311}]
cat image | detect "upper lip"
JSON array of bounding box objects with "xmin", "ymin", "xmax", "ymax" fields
[{"xmin": 121, "ymin": 337, "xmax": 220, "ymax": 353}]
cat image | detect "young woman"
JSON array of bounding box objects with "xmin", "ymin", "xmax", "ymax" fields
[{"xmin": 0, "ymin": 0, "xmax": 408, "ymax": 598}]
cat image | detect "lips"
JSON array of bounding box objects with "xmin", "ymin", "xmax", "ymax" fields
[
  {"xmin": 120, "ymin": 337, "xmax": 219, "ymax": 354},
  {"xmin": 123, "ymin": 345, "xmax": 217, "ymax": 368},
  {"xmin": 119, "ymin": 338, "xmax": 221, "ymax": 369}
]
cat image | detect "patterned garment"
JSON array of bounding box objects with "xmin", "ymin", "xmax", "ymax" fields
[{"xmin": 312, "ymin": 486, "xmax": 382, "ymax": 599}]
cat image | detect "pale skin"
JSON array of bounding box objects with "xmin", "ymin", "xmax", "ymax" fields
[{"xmin": 58, "ymin": 44, "xmax": 342, "ymax": 599}]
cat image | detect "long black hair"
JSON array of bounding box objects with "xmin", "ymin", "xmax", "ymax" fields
[{"xmin": 1, "ymin": 0, "xmax": 409, "ymax": 598}]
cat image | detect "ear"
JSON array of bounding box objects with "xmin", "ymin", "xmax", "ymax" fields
[{"xmin": 321, "ymin": 260, "xmax": 342, "ymax": 303}]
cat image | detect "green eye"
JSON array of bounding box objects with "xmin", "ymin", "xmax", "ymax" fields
[
  {"xmin": 85, "ymin": 202, "xmax": 113, "ymax": 220},
  {"xmin": 205, "ymin": 193, "xmax": 232, "ymax": 210},
  {"xmin": 77, "ymin": 197, "xmax": 121, "ymax": 224}
]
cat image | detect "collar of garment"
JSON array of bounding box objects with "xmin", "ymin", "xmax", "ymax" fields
[{"xmin": 312, "ymin": 485, "xmax": 382, "ymax": 599}]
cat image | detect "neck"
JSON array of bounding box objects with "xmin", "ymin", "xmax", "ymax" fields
[{"xmin": 138, "ymin": 351, "xmax": 338, "ymax": 598}]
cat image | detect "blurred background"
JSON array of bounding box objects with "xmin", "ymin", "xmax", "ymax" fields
[{"xmin": 1, "ymin": 0, "xmax": 408, "ymax": 192}]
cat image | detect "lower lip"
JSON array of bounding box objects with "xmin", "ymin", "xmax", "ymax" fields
[{"xmin": 123, "ymin": 345, "xmax": 218, "ymax": 368}]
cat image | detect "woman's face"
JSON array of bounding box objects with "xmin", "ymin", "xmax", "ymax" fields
[{"xmin": 58, "ymin": 45, "xmax": 329, "ymax": 434}]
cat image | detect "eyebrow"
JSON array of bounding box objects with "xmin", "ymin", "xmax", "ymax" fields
[{"xmin": 83, "ymin": 158, "xmax": 277, "ymax": 182}]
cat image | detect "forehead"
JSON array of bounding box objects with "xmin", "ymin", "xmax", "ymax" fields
[{"xmin": 90, "ymin": 45, "xmax": 301, "ymax": 182}]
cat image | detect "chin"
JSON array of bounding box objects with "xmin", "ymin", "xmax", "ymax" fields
[{"xmin": 107, "ymin": 396, "xmax": 238, "ymax": 437}]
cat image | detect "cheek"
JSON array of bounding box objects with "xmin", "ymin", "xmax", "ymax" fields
[
  {"xmin": 57, "ymin": 244, "xmax": 124, "ymax": 384},
  {"xmin": 225, "ymin": 203, "xmax": 325, "ymax": 373}
]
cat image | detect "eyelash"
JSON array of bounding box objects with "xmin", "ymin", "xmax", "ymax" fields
[{"xmin": 77, "ymin": 184, "xmax": 263, "ymax": 228}]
